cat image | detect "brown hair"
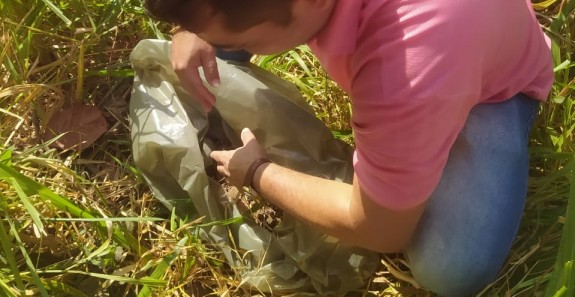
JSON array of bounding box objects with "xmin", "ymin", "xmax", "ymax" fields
[{"xmin": 144, "ymin": 0, "xmax": 294, "ymax": 33}]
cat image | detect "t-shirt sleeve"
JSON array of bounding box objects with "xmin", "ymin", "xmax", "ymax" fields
[{"xmin": 349, "ymin": 11, "xmax": 482, "ymax": 210}]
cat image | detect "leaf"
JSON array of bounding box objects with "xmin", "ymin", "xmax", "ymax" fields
[
  {"xmin": 41, "ymin": 104, "xmax": 108, "ymax": 151},
  {"xmin": 545, "ymin": 159, "xmax": 575, "ymax": 297},
  {"xmin": 0, "ymin": 149, "xmax": 12, "ymax": 165},
  {"xmin": 39, "ymin": 0, "xmax": 72, "ymax": 26},
  {"xmin": 138, "ymin": 237, "xmax": 188, "ymax": 297},
  {"xmin": 10, "ymin": 177, "xmax": 46, "ymax": 236},
  {"xmin": 532, "ymin": 0, "xmax": 559, "ymax": 10},
  {"xmin": 0, "ymin": 215, "xmax": 25, "ymax": 294},
  {"xmin": 0, "ymin": 279, "xmax": 18, "ymax": 297},
  {"xmin": 38, "ymin": 270, "xmax": 166, "ymax": 287},
  {"xmin": 552, "ymin": 96, "xmax": 566, "ymax": 104},
  {"xmin": 196, "ymin": 216, "xmax": 243, "ymax": 228}
]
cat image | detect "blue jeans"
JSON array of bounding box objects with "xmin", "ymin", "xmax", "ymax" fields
[{"xmin": 406, "ymin": 93, "xmax": 539, "ymax": 296}]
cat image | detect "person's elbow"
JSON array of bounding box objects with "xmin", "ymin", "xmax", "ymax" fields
[
  {"xmin": 348, "ymin": 194, "xmax": 426, "ymax": 253},
  {"xmin": 350, "ymin": 218, "xmax": 417, "ymax": 254},
  {"xmin": 375, "ymin": 234, "xmax": 413, "ymax": 254},
  {"xmin": 349, "ymin": 176, "xmax": 427, "ymax": 254}
]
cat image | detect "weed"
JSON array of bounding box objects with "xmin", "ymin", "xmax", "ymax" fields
[{"xmin": 0, "ymin": 0, "xmax": 573, "ymax": 296}]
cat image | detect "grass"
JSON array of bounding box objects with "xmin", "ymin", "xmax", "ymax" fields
[{"xmin": 0, "ymin": 0, "xmax": 574, "ymax": 296}]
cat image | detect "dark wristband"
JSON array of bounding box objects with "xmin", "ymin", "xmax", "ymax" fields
[{"xmin": 243, "ymin": 158, "xmax": 271, "ymax": 187}]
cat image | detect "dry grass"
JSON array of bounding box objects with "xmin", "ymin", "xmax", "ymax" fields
[{"xmin": 0, "ymin": 0, "xmax": 573, "ymax": 296}]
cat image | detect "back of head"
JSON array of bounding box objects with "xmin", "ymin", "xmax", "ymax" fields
[{"xmin": 144, "ymin": 0, "xmax": 294, "ymax": 33}]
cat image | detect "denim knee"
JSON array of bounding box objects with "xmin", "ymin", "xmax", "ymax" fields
[{"xmin": 409, "ymin": 253, "xmax": 502, "ymax": 297}]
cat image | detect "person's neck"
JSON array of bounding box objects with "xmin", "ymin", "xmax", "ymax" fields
[{"xmin": 295, "ymin": 0, "xmax": 338, "ymax": 44}]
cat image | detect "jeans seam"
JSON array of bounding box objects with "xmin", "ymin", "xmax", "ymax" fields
[{"xmin": 523, "ymin": 94, "xmax": 540, "ymax": 138}]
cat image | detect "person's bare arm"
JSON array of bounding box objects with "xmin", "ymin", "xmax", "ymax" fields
[
  {"xmin": 252, "ymin": 163, "xmax": 425, "ymax": 252},
  {"xmin": 210, "ymin": 129, "xmax": 425, "ymax": 253},
  {"xmin": 171, "ymin": 30, "xmax": 220, "ymax": 111}
]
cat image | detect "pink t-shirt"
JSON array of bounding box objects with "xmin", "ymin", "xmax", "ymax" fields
[{"xmin": 307, "ymin": 0, "xmax": 554, "ymax": 210}]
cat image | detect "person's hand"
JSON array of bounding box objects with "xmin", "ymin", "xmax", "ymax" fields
[
  {"xmin": 210, "ymin": 128, "xmax": 269, "ymax": 187},
  {"xmin": 171, "ymin": 30, "xmax": 220, "ymax": 111}
]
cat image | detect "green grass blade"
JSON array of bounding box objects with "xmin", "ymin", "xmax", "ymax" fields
[
  {"xmin": 7, "ymin": 217, "xmax": 50, "ymax": 297},
  {"xmin": 85, "ymin": 69, "xmax": 135, "ymax": 77},
  {"xmin": 47, "ymin": 217, "xmax": 164, "ymax": 222},
  {"xmin": 137, "ymin": 237, "xmax": 188, "ymax": 297},
  {"xmin": 196, "ymin": 216, "xmax": 243, "ymax": 228},
  {"xmin": 545, "ymin": 158, "xmax": 575, "ymax": 296},
  {"xmin": 287, "ymin": 48, "xmax": 314, "ymax": 77},
  {"xmin": 0, "ymin": 163, "xmax": 94, "ymax": 218},
  {"xmin": 551, "ymin": 286, "xmax": 567, "ymax": 297},
  {"xmin": 0, "ymin": 210, "xmax": 25, "ymax": 294},
  {"xmin": 43, "ymin": 279, "xmax": 90, "ymax": 297},
  {"xmin": 550, "ymin": 0, "xmax": 575, "ymax": 30},
  {"xmin": 9, "ymin": 177, "xmax": 45, "ymax": 236},
  {"xmin": 0, "ymin": 278, "xmax": 18, "ymax": 297},
  {"xmin": 0, "ymin": 150, "xmax": 12, "ymax": 165},
  {"xmin": 37, "ymin": 270, "xmax": 167, "ymax": 287},
  {"xmin": 39, "ymin": 0, "xmax": 71, "ymax": 26},
  {"xmin": 0, "ymin": 162, "xmax": 143, "ymax": 254}
]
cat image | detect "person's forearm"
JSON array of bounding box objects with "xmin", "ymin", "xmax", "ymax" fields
[
  {"xmin": 251, "ymin": 162, "xmax": 426, "ymax": 253},
  {"xmin": 252, "ymin": 162, "xmax": 358, "ymax": 242}
]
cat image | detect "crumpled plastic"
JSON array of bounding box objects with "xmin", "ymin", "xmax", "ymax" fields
[{"xmin": 129, "ymin": 39, "xmax": 379, "ymax": 295}]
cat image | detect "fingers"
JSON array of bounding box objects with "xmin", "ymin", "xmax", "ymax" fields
[
  {"xmin": 216, "ymin": 165, "xmax": 229, "ymax": 177},
  {"xmin": 240, "ymin": 128, "xmax": 256, "ymax": 145},
  {"xmin": 187, "ymin": 69, "xmax": 217, "ymax": 111},
  {"xmin": 210, "ymin": 129, "xmax": 266, "ymax": 187},
  {"xmin": 171, "ymin": 30, "xmax": 218, "ymax": 112},
  {"xmin": 191, "ymin": 48, "xmax": 219, "ymax": 111},
  {"xmin": 200, "ymin": 48, "xmax": 221, "ymax": 88},
  {"xmin": 212, "ymin": 150, "xmax": 239, "ymax": 186},
  {"xmin": 209, "ymin": 149, "xmax": 227, "ymax": 164},
  {"xmin": 211, "ymin": 151, "xmax": 232, "ymax": 180}
]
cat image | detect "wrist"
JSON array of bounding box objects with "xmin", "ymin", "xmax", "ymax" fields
[
  {"xmin": 243, "ymin": 158, "xmax": 271, "ymax": 187},
  {"xmin": 251, "ymin": 161, "xmax": 272, "ymax": 192}
]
